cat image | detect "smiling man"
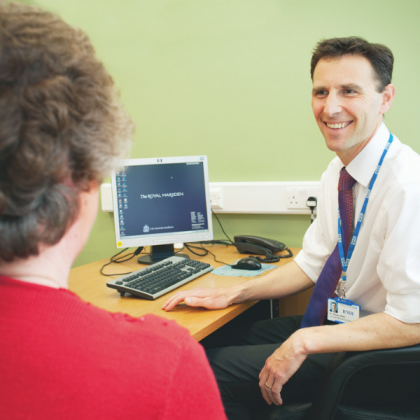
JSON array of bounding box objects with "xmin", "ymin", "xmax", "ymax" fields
[
  {"xmin": 311, "ymin": 53, "xmax": 394, "ymax": 166},
  {"xmin": 162, "ymin": 37, "xmax": 420, "ymax": 419}
]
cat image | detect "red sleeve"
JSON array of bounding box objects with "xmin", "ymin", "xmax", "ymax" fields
[{"xmin": 160, "ymin": 337, "xmax": 227, "ymax": 420}]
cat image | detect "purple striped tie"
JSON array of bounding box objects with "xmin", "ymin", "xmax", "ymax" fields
[{"xmin": 301, "ymin": 168, "xmax": 356, "ymax": 328}]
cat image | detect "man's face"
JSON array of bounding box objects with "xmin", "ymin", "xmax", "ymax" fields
[{"xmin": 311, "ymin": 55, "xmax": 393, "ymax": 165}]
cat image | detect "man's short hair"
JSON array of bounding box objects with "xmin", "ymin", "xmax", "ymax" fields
[
  {"xmin": 310, "ymin": 37, "xmax": 394, "ymax": 92},
  {"xmin": 0, "ymin": 2, "xmax": 133, "ymax": 262}
]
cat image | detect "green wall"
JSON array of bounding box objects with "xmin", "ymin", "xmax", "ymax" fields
[{"xmin": 17, "ymin": 0, "xmax": 420, "ymax": 266}]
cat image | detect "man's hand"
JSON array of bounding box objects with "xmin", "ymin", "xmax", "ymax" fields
[
  {"xmin": 259, "ymin": 332, "xmax": 307, "ymax": 405},
  {"xmin": 162, "ymin": 287, "xmax": 238, "ymax": 311},
  {"xmin": 162, "ymin": 261, "xmax": 312, "ymax": 312}
]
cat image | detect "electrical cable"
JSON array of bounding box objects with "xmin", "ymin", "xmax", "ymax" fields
[
  {"xmin": 184, "ymin": 243, "xmax": 208, "ymax": 257},
  {"xmin": 210, "ymin": 210, "xmax": 294, "ymax": 263},
  {"xmin": 198, "ymin": 243, "xmax": 233, "ymax": 266},
  {"xmin": 255, "ymin": 254, "xmax": 280, "ymax": 263},
  {"xmin": 174, "ymin": 245, "xmax": 185, "ymax": 254},
  {"xmin": 100, "ymin": 247, "xmax": 144, "ymax": 276},
  {"xmin": 102, "ymin": 207, "xmax": 295, "ymax": 275},
  {"xmin": 183, "ymin": 242, "xmax": 230, "ymax": 265},
  {"xmin": 211, "ymin": 208, "xmax": 233, "ymax": 244},
  {"xmin": 200, "ymin": 239, "xmax": 232, "ymax": 246},
  {"xmin": 254, "ymin": 246, "xmax": 294, "ymax": 263},
  {"xmin": 306, "ymin": 196, "xmax": 317, "ymax": 224}
]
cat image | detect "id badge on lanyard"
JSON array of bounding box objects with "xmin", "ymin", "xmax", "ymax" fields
[
  {"xmin": 327, "ymin": 297, "xmax": 360, "ymax": 323},
  {"xmin": 327, "ymin": 133, "xmax": 394, "ymax": 324}
]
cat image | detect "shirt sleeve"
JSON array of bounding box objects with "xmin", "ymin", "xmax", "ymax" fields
[
  {"xmin": 161, "ymin": 337, "xmax": 227, "ymax": 420},
  {"xmin": 294, "ymin": 167, "xmax": 338, "ymax": 282},
  {"xmin": 378, "ymin": 181, "xmax": 420, "ymax": 323}
]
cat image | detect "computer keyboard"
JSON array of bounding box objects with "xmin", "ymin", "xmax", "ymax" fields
[{"xmin": 106, "ymin": 256, "xmax": 213, "ymax": 300}]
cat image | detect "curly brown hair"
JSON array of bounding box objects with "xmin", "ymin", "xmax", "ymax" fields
[
  {"xmin": 311, "ymin": 37, "xmax": 394, "ymax": 93},
  {"xmin": 0, "ymin": 2, "xmax": 133, "ymax": 262}
]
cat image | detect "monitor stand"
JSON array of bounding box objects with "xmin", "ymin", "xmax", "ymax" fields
[{"xmin": 137, "ymin": 244, "xmax": 189, "ymax": 265}]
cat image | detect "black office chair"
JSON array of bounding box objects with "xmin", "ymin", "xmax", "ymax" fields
[{"xmin": 255, "ymin": 343, "xmax": 420, "ymax": 420}]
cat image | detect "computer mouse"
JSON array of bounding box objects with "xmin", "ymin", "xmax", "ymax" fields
[{"xmin": 231, "ymin": 257, "xmax": 262, "ymax": 271}]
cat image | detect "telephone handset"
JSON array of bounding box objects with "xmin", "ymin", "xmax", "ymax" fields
[{"xmin": 232, "ymin": 235, "xmax": 293, "ymax": 263}]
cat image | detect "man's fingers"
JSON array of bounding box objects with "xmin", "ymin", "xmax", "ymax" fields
[
  {"xmin": 259, "ymin": 358, "xmax": 285, "ymax": 406},
  {"xmin": 259, "ymin": 377, "xmax": 273, "ymax": 405},
  {"xmin": 162, "ymin": 293, "xmax": 187, "ymax": 310},
  {"xmin": 162, "ymin": 289, "xmax": 215, "ymax": 311},
  {"xmin": 259, "ymin": 371, "xmax": 275, "ymax": 405},
  {"xmin": 184, "ymin": 296, "xmax": 204, "ymax": 307},
  {"xmin": 161, "ymin": 297, "xmax": 181, "ymax": 311},
  {"xmin": 270, "ymin": 381, "xmax": 283, "ymax": 405},
  {"xmin": 185, "ymin": 296, "xmax": 223, "ymax": 309},
  {"xmin": 162, "ymin": 287, "xmax": 232, "ymax": 311},
  {"xmin": 259, "ymin": 375, "xmax": 283, "ymax": 406}
]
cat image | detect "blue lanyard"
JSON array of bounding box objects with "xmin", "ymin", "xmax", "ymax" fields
[{"xmin": 338, "ymin": 133, "xmax": 393, "ymax": 285}]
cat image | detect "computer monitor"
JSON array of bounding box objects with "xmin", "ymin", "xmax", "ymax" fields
[{"xmin": 111, "ymin": 155, "xmax": 213, "ymax": 264}]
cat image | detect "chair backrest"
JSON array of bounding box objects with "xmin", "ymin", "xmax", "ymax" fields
[
  {"xmin": 254, "ymin": 344, "xmax": 420, "ymax": 420},
  {"xmin": 308, "ymin": 345, "xmax": 420, "ymax": 420}
]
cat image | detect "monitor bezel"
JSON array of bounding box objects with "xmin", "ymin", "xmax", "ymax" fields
[{"xmin": 111, "ymin": 155, "xmax": 213, "ymax": 250}]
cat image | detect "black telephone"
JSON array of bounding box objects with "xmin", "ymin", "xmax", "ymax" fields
[{"xmin": 232, "ymin": 235, "xmax": 293, "ymax": 263}]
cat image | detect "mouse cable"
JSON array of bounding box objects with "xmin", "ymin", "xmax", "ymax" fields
[
  {"xmin": 198, "ymin": 243, "xmax": 233, "ymax": 266},
  {"xmin": 185, "ymin": 242, "xmax": 230, "ymax": 265},
  {"xmin": 186, "ymin": 241, "xmax": 290, "ymax": 266},
  {"xmin": 204, "ymin": 240, "xmax": 280, "ymax": 264},
  {"xmin": 184, "ymin": 240, "xmax": 231, "ymax": 256},
  {"xmin": 185, "ymin": 242, "xmax": 232, "ymax": 266},
  {"xmin": 99, "ymin": 247, "xmax": 144, "ymax": 276}
]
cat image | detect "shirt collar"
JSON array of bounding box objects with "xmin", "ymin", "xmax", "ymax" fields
[{"xmin": 345, "ymin": 123, "xmax": 390, "ymax": 188}]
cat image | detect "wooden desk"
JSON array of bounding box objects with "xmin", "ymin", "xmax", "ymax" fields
[{"xmin": 69, "ymin": 245, "xmax": 301, "ymax": 341}]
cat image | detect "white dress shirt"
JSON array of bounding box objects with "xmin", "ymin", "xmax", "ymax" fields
[{"xmin": 294, "ymin": 123, "xmax": 420, "ymax": 323}]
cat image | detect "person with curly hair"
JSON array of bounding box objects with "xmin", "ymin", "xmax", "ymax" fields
[{"xmin": 0, "ymin": 3, "xmax": 227, "ymax": 419}]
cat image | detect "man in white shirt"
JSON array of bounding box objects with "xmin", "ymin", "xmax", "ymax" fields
[{"xmin": 163, "ymin": 37, "xmax": 420, "ymax": 419}]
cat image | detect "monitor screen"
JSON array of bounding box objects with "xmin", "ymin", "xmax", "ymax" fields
[{"xmin": 111, "ymin": 155, "xmax": 213, "ymax": 264}]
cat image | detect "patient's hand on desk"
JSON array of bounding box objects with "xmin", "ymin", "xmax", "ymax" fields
[{"xmin": 162, "ymin": 287, "xmax": 238, "ymax": 311}]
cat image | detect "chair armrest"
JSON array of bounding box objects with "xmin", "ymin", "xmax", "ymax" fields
[{"xmin": 307, "ymin": 344, "xmax": 420, "ymax": 420}]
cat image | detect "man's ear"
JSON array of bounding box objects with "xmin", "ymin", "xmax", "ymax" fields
[{"xmin": 380, "ymin": 84, "xmax": 395, "ymax": 115}]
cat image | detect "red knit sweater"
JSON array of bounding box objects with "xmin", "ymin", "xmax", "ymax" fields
[{"xmin": 0, "ymin": 275, "xmax": 227, "ymax": 420}]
